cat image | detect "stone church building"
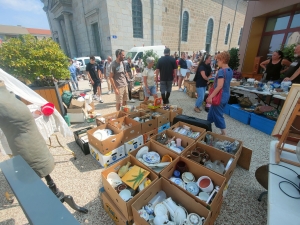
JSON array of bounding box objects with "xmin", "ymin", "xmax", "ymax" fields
[{"xmin": 41, "ymin": 0, "xmax": 247, "ymax": 59}]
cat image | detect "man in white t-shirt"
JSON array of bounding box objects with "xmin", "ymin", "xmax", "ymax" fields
[
  {"xmin": 104, "ymin": 56, "xmax": 113, "ymax": 94},
  {"xmin": 186, "ymin": 55, "xmax": 193, "ymax": 79}
]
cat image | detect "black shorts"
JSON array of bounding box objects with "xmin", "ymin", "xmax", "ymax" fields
[{"xmin": 93, "ymin": 79, "xmax": 101, "ymax": 89}]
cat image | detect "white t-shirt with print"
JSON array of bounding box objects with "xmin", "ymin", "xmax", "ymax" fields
[{"xmin": 143, "ymin": 67, "xmax": 155, "ymax": 87}]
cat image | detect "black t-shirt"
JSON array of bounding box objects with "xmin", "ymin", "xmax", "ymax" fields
[
  {"xmin": 194, "ymin": 63, "xmax": 212, "ymax": 87},
  {"xmin": 179, "ymin": 58, "xmax": 187, "ymax": 69},
  {"xmin": 284, "ymin": 57, "xmax": 300, "ymax": 84},
  {"xmin": 86, "ymin": 63, "xmax": 100, "ymax": 81},
  {"xmin": 156, "ymin": 55, "xmax": 177, "ymax": 81}
]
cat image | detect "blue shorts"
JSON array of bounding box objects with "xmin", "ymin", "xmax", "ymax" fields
[{"xmin": 143, "ymin": 85, "xmax": 157, "ymax": 97}]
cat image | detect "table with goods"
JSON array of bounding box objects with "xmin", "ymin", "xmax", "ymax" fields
[{"xmin": 77, "ymin": 99, "xmax": 253, "ymax": 225}]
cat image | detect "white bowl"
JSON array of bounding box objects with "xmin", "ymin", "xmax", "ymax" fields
[{"xmin": 197, "ymin": 176, "xmax": 214, "ymax": 193}]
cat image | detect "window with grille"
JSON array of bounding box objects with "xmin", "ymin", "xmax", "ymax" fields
[
  {"xmin": 225, "ymin": 24, "xmax": 230, "ymax": 45},
  {"xmin": 238, "ymin": 28, "xmax": 243, "ymax": 45},
  {"xmin": 132, "ymin": 0, "xmax": 143, "ymax": 38},
  {"xmin": 206, "ymin": 19, "xmax": 214, "ymax": 53},
  {"xmin": 181, "ymin": 11, "xmax": 189, "ymax": 42}
]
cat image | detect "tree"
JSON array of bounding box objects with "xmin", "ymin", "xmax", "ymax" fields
[
  {"xmin": 0, "ymin": 35, "xmax": 69, "ymax": 86},
  {"xmin": 142, "ymin": 50, "xmax": 159, "ymax": 69},
  {"xmin": 228, "ymin": 47, "xmax": 240, "ymax": 71},
  {"xmin": 281, "ymin": 43, "xmax": 297, "ymax": 62}
]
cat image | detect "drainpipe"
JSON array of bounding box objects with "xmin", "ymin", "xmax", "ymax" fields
[
  {"xmin": 178, "ymin": 0, "xmax": 183, "ymax": 55},
  {"xmin": 229, "ymin": 0, "xmax": 240, "ymax": 50},
  {"xmin": 150, "ymin": 0, "xmax": 154, "ymax": 45},
  {"xmin": 215, "ymin": 0, "xmax": 224, "ymax": 52}
]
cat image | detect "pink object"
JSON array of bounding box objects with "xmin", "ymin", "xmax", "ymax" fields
[
  {"xmin": 41, "ymin": 103, "xmax": 55, "ymax": 116},
  {"xmin": 80, "ymin": 93, "xmax": 86, "ymax": 97}
]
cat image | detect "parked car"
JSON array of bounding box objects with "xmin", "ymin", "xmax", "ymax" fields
[
  {"xmin": 125, "ymin": 45, "xmax": 165, "ymax": 65},
  {"xmin": 76, "ymin": 56, "xmax": 102, "ymax": 74}
]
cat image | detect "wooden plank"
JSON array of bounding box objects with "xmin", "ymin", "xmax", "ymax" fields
[{"xmin": 49, "ymin": 89, "xmax": 61, "ymax": 114}]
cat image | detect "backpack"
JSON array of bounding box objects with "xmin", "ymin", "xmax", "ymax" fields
[{"xmin": 61, "ymin": 91, "xmax": 73, "ymax": 108}]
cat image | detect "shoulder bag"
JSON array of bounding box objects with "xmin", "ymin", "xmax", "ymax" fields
[{"xmin": 208, "ymin": 69, "xmax": 226, "ymax": 106}]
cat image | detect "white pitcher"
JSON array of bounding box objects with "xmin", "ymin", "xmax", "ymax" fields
[{"xmin": 162, "ymin": 197, "xmax": 178, "ymax": 220}]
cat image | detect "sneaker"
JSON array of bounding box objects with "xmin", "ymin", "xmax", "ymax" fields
[
  {"xmin": 179, "ymin": 88, "xmax": 183, "ymax": 92},
  {"xmin": 99, "ymin": 99, "xmax": 104, "ymax": 103},
  {"xmin": 107, "ymin": 91, "xmax": 111, "ymax": 95},
  {"xmin": 93, "ymin": 95, "xmax": 98, "ymax": 100},
  {"xmin": 129, "ymin": 99, "xmax": 136, "ymax": 103}
]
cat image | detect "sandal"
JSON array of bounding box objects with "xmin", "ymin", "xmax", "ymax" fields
[{"xmin": 194, "ymin": 107, "xmax": 201, "ymax": 113}]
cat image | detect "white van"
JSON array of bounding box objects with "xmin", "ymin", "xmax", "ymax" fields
[{"xmin": 126, "ymin": 45, "xmax": 165, "ymax": 64}]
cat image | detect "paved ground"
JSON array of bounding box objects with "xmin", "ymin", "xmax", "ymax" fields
[{"xmin": 0, "ymin": 78, "xmax": 274, "ymax": 225}]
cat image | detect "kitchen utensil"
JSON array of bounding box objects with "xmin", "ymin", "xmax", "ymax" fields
[
  {"xmin": 119, "ymin": 189, "xmax": 132, "ymax": 202},
  {"xmin": 197, "ymin": 176, "xmax": 214, "ymax": 193},
  {"xmin": 182, "ymin": 172, "xmax": 195, "ymax": 183},
  {"xmin": 185, "ymin": 182, "xmax": 200, "ymax": 196},
  {"xmin": 143, "ymin": 152, "xmax": 161, "ymax": 164}
]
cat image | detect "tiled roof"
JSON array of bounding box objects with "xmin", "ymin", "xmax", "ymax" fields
[{"xmin": 27, "ymin": 28, "xmax": 51, "ymax": 36}]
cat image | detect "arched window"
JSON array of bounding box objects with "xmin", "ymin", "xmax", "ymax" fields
[
  {"xmin": 225, "ymin": 24, "xmax": 230, "ymax": 45},
  {"xmin": 181, "ymin": 11, "xmax": 189, "ymax": 42},
  {"xmin": 206, "ymin": 18, "xmax": 214, "ymax": 53},
  {"xmin": 238, "ymin": 27, "xmax": 243, "ymax": 45},
  {"xmin": 132, "ymin": 0, "xmax": 143, "ymax": 38}
]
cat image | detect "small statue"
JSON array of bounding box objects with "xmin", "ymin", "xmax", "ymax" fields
[{"xmin": 118, "ymin": 162, "xmax": 131, "ymax": 178}]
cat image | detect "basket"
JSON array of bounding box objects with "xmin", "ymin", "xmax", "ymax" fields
[{"xmin": 238, "ymin": 97, "xmax": 252, "ymax": 108}]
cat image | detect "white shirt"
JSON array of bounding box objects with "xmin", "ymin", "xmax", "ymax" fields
[
  {"xmin": 105, "ymin": 61, "xmax": 112, "ymax": 77},
  {"xmin": 186, "ymin": 59, "xmax": 193, "ymax": 72},
  {"xmin": 73, "ymin": 61, "xmax": 81, "ymax": 69},
  {"xmin": 143, "ymin": 67, "xmax": 155, "ymax": 87}
]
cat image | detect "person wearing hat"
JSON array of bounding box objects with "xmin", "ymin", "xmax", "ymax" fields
[{"xmin": 156, "ymin": 48, "xmax": 177, "ymax": 104}]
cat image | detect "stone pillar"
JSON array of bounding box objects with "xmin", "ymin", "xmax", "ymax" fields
[
  {"xmin": 54, "ymin": 18, "xmax": 68, "ymax": 55},
  {"xmin": 62, "ymin": 12, "xmax": 77, "ymax": 57}
]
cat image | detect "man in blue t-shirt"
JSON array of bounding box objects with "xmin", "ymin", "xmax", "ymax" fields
[{"xmin": 69, "ymin": 59, "xmax": 78, "ymax": 91}]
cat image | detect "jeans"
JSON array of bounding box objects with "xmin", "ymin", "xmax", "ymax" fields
[
  {"xmin": 160, "ymin": 81, "xmax": 173, "ymax": 94},
  {"xmin": 143, "ymin": 85, "xmax": 157, "ymax": 97},
  {"xmin": 195, "ymin": 87, "xmax": 206, "ymax": 108},
  {"xmin": 70, "ymin": 73, "xmax": 78, "ymax": 90}
]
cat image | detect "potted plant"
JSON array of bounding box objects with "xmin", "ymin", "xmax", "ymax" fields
[{"xmin": 0, "ymin": 35, "xmax": 71, "ymax": 114}]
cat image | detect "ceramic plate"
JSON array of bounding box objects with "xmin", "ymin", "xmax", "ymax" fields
[
  {"xmin": 182, "ymin": 172, "xmax": 195, "ymax": 183},
  {"xmin": 154, "ymin": 203, "xmax": 168, "ymax": 216},
  {"xmin": 143, "ymin": 152, "xmax": 161, "ymax": 164},
  {"xmin": 170, "ymin": 177, "xmax": 186, "ymax": 189},
  {"xmin": 136, "ymin": 146, "xmax": 149, "ymax": 159},
  {"xmin": 185, "ymin": 182, "xmax": 200, "ymax": 196}
]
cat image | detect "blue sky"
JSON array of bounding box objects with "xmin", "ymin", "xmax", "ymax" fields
[{"xmin": 0, "ymin": 0, "xmax": 50, "ymax": 29}]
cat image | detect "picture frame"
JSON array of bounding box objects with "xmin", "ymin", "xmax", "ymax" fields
[{"xmin": 272, "ymin": 84, "xmax": 300, "ymax": 139}]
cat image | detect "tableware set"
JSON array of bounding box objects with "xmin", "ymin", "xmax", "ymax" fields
[{"xmin": 93, "ymin": 129, "xmax": 114, "ymax": 141}]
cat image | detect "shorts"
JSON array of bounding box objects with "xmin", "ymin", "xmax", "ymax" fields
[
  {"xmin": 143, "ymin": 85, "xmax": 157, "ymax": 97},
  {"xmin": 116, "ymin": 86, "xmax": 128, "ymax": 104},
  {"xmin": 93, "ymin": 79, "xmax": 101, "ymax": 89}
]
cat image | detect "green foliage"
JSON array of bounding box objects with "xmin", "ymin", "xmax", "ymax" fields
[
  {"xmin": 0, "ymin": 35, "xmax": 69, "ymax": 85},
  {"xmin": 281, "ymin": 43, "xmax": 297, "ymax": 62},
  {"xmin": 142, "ymin": 50, "xmax": 159, "ymax": 69},
  {"xmin": 228, "ymin": 47, "xmax": 240, "ymax": 71}
]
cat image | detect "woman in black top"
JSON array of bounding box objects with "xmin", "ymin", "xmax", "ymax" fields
[
  {"xmin": 193, "ymin": 54, "xmax": 212, "ymax": 113},
  {"xmin": 260, "ymin": 50, "xmax": 291, "ymax": 81}
]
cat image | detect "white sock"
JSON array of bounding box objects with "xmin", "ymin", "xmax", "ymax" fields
[{"xmin": 99, "ymin": 96, "xmax": 102, "ymax": 100}]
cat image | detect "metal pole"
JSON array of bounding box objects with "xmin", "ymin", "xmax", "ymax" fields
[
  {"xmin": 229, "ymin": 0, "xmax": 240, "ymax": 50},
  {"xmin": 178, "ymin": 0, "xmax": 183, "ymax": 55},
  {"xmin": 215, "ymin": 0, "xmax": 225, "ymax": 52}
]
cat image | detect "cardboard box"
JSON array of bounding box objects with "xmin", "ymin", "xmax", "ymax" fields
[
  {"xmin": 124, "ymin": 135, "xmax": 144, "ymax": 155},
  {"xmin": 131, "ymin": 178, "xmax": 211, "ymax": 225},
  {"xmin": 128, "ymin": 111, "xmax": 158, "ymax": 134},
  {"xmin": 101, "ymin": 156, "xmax": 158, "ymax": 220},
  {"xmin": 208, "ymin": 197, "xmax": 223, "ymax": 225},
  {"xmin": 101, "ymin": 192, "xmax": 132, "ymax": 225},
  {"xmin": 109, "ymin": 117, "xmax": 142, "ymax": 143},
  {"xmin": 140, "ymin": 107, "xmax": 170, "ymax": 127},
  {"xmin": 69, "ymin": 98, "xmax": 85, "ymax": 109},
  {"xmin": 151, "ymin": 130, "xmax": 195, "ymax": 155},
  {"xmin": 161, "ymin": 156, "xmax": 225, "ymax": 213},
  {"xmin": 87, "ymin": 123, "xmax": 124, "ymax": 155},
  {"xmin": 130, "ymin": 141, "xmax": 179, "ymax": 175},
  {"xmin": 182, "ymin": 142, "xmax": 238, "ymax": 181},
  {"xmin": 143, "ymin": 129, "xmax": 157, "ymax": 143},
  {"xmin": 67, "ymin": 109, "xmax": 87, "ymax": 123},
  {"xmin": 89, "ymin": 143, "xmax": 126, "ymax": 168},
  {"xmin": 158, "ymin": 122, "xmax": 170, "ymax": 133},
  {"xmin": 73, "ymin": 126, "xmax": 94, "ymax": 155},
  {"xmin": 96, "ymin": 111, "xmax": 127, "ymax": 126},
  {"xmin": 165, "ymin": 107, "xmax": 183, "ymax": 125},
  {"xmin": 169, "ymin": 121, "xmax": 206, "ymax": 141},
  {"xmin": 200, "ymin": 131, "xmax": 243, "ymax": 158},
  {"xmin": 230, "ymin": 81, "xmax": 241, "ymax": 87}
]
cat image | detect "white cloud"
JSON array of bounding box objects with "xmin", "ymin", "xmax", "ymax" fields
[{"xmin": 0, "ymin": 0, "xmax": 44, "ymax": 14}]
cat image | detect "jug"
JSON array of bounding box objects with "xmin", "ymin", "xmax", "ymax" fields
[{"xmin": 162, "ymin": 197, "xmax": 178, "ymax": 221}]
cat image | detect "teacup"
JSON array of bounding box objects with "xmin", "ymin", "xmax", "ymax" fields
[{"xmin": 119, "ymin": 189, "xmax": 132, "ymax": 202}]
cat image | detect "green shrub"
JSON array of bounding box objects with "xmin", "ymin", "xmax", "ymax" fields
[
  {"xmin": 0, "ymin": 35, "xmax": 69, "ymax": 85},
  {"xmin": 281, "ymin": 43, "xmax": 297, "ymax": 62},
  {"xmin": 228, "ymin": 47, "xmax": 240, "ymax": 71},
  {"xmin": 142, "ymin": 50, "xmax": 159, "ymax": 69}
]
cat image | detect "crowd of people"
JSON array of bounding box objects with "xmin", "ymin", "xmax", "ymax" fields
[{"xmin": 67, "ymin": 44, "xmax": 300, "ymax": 135}]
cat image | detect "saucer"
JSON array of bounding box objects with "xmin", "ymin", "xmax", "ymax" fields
[
  {"xmin": 143, "ymin": 152, "xmax": 160, "ymax": 164},
  {"xmin": 185, "ymin": 182, "xmax": 199, "ymax": 196},
  {"xmin": 170, "ymin": 177, "xmax": 186, "ymax": 189},
  {"xmin": 154, "ymin": 203, "xmax": 168, "ymax": 216},
  {"xmin": 182, "ymin": 172, "xmax": 195, "ymax": 183},
  {"xmin": 136, "ymin": 146, "xmax": 149, "ymax": 159}
]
